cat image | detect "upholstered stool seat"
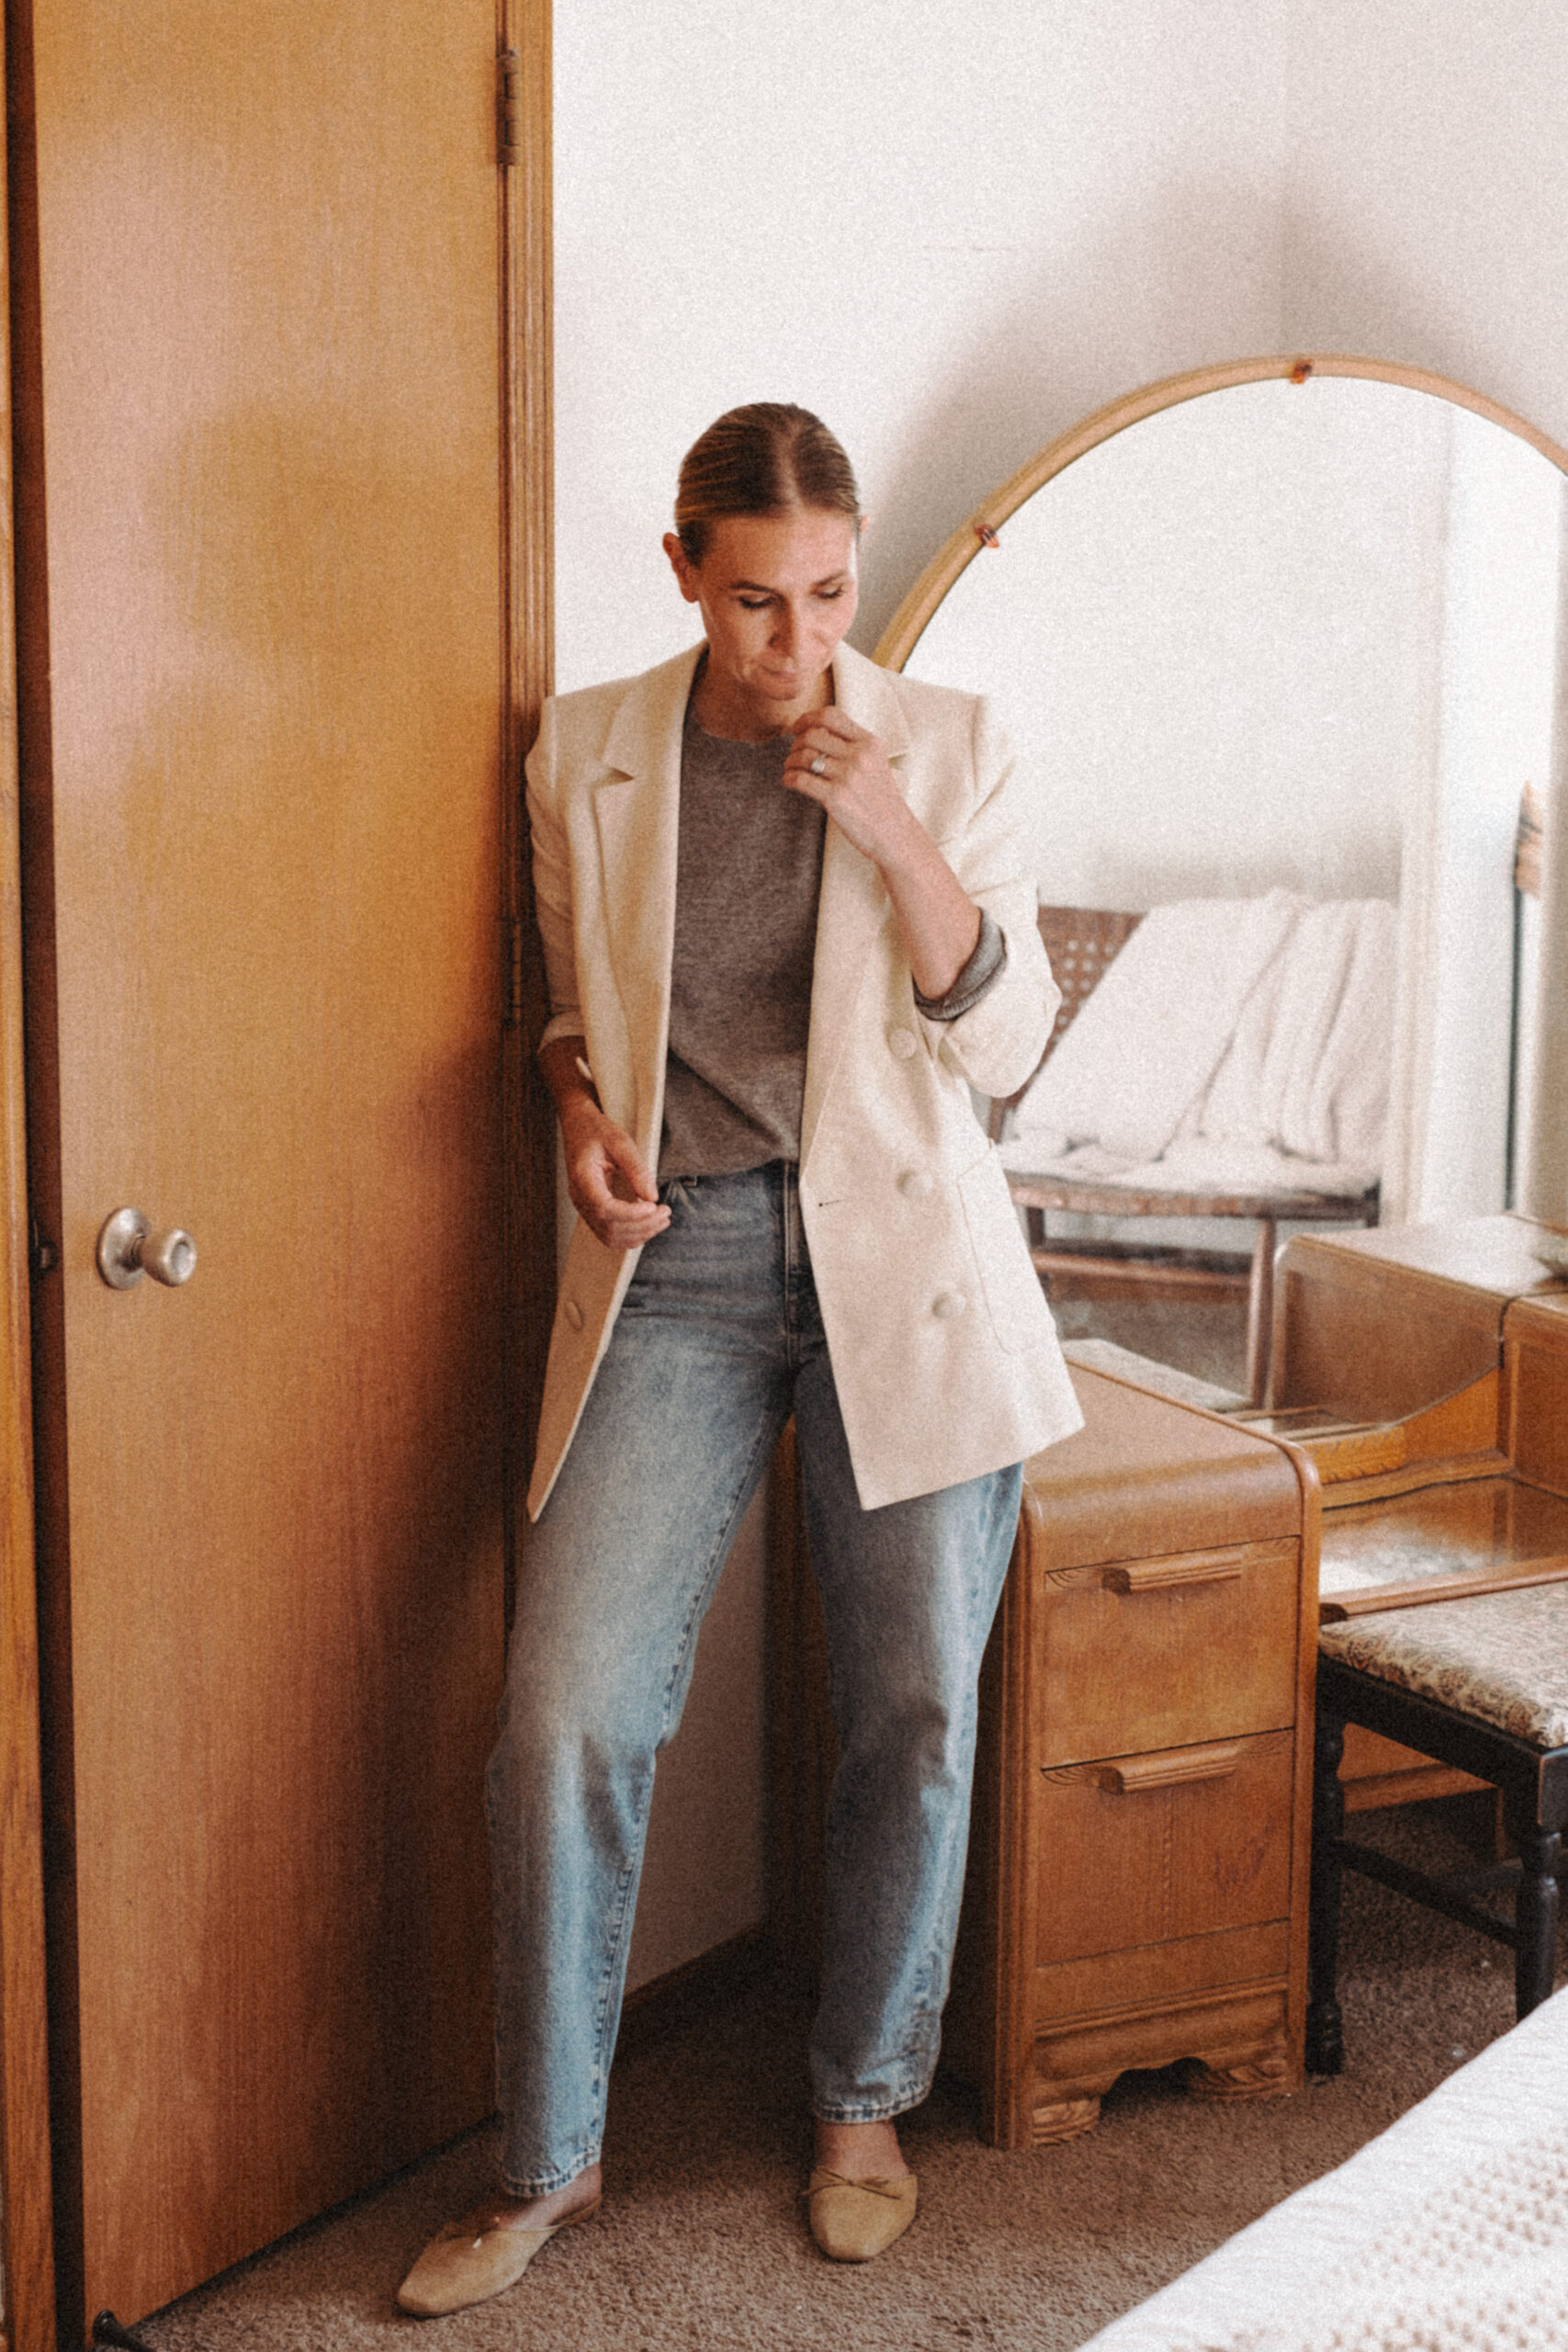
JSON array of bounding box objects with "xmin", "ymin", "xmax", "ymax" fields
[{"xmin": 1307, "ymin": 1586, "xmax": 1568, "ymax": 2075}]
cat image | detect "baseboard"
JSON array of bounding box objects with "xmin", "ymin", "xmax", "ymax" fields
[{"xmin": 615, "ymin": 1927, "xmax": 775, "ymax": 2062}]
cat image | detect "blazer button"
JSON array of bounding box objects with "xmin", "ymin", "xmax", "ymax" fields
[
  {"xmin": 563, "ymin": 1299, "xmax": 585, "ymax": 1332},
  {"xmin": 931, "ymin": 1290, "xmax": 967, "ymax": 1320},
  {"xmin": 887, "ymin": 1026, "xmax": 919, "ymax": 1060},
  {"xmin": 898, "ymin": 1169, "xmax": 934, "ymax": 1199}
]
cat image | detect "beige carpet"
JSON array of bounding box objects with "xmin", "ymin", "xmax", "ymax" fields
[{"xmin": 136, "ymin": 1799, "xmax": 1556, "ymax": 2352}]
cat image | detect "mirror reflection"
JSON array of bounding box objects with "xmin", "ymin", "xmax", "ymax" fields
[{"xmin": 885, "ymin": 368, "xmax": 1565, "ymax": 1238}]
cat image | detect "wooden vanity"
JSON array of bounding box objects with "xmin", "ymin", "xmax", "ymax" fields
[
  {"xmin": 772, "ymin": 1214, "xmax": 1568, "ymax": 2152},
  {"xmin": 939, "ymin": 1369, "xmax": 1318, "ymax": 2146},
  {"xmin": 1244, "ymin": 1214, "xmax": 1568, "ymax": 1806}
]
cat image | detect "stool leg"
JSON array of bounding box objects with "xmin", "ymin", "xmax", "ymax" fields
[
  {"xmin": 1306, "ymin": 1711, "xmax": 1346, "ymax": 2075},
  {"xmin": 1505, "ymin": 1799, "xmax": 1561, "ymax": 2018}
]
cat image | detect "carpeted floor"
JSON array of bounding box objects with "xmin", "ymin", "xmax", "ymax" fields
[{"xmin": 138, "ymin": 1796, "xmax": 1559, "ymax": 2352}]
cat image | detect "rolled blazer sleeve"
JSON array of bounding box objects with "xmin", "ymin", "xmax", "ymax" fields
[{"xmin": 915, "ymin": 697, "xmax": 1059, "ymax": 1100}]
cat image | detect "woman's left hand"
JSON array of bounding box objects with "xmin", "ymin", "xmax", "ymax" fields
[
  {"xmin": 784, "ymin": 706, "xmax": 984, "ymax": 1001},
  {"xmin": 783, "ymin": 707, "xmax": 911, "ymax": 869}
]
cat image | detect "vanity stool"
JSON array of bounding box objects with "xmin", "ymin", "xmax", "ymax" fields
[{"xmin": 1306, "ymin": 1585, "xmax": 1568, "ymax": 2075}]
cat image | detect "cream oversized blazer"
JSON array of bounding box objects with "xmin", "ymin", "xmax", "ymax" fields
[{"xmin": 525, "ymin": 638, "xmax": 1083, "ymax": 1518}]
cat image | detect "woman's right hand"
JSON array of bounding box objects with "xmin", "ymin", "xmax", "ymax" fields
[
  {"xmin": 539, "ymin": 1034, "xmax": 671, "ymax": 1251},
  {"xmin": 560, "ymin": 1103, "xmax": 671, "ymax": 1251}
]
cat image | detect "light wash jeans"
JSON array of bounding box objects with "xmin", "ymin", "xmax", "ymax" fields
[{"xmin": 486, "ymin": 1160, "xmax": 1022, "ymax": 2194}]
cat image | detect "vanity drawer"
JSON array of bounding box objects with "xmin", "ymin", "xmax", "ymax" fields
[
  {"xmin": 1036, "ymin": 1726, "xmax": 1295, "ymax": 1964},
  {"xmin": 1034, "ymin": 1540, "xmax": 1300, "ymax": 1767}
]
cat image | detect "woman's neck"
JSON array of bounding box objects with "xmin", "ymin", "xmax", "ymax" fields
[{"xmin": 691, "ymin": 653, "xmax": 831, "ymax": 743}]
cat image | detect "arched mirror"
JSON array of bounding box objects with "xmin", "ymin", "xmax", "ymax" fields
[{"xmin": 875, "ymin": 358, "xmax": 1568, "ymax": 1283}]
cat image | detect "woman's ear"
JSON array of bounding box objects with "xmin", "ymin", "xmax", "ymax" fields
[{"xmin": 662, "ymin": 531, "xmax": 702, "ymax": 603}]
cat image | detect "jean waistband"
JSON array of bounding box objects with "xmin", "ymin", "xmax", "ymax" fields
[
  {"xmin": 658, "ymin": 1159, "xmax": 810, "ymax": 1278},
  {"xmin": 659, "ymin": 1159, "xmax": 797, "ymax": 1202}
]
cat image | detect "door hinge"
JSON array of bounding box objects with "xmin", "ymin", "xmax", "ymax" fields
[
  {"xmin": 504, "ymin": 912, "xmax": 525, "ymax": 1028},
  {"xmin": 28, "ymin": 1216, "xmax": 59, "ymax": 1279},
  {"xmin": 498, "ymin": 49, "xmax": 520, "ymax": 169}
]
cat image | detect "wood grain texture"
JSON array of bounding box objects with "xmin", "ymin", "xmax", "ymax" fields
[
  {"xmin": 1036, "ymin": 1731, "xmax": 1293, "ymax": 1963},
  {"xmin": 0, "ymin": 2, "xmax": 59, "ymax": 2339},
  {"xmin": 1272, "ymin": 1250, "xmax": 1503, "ymax": 1422},
  {"xmin": 1035, "ymin": 1539, "xmax": 1298, "ymax": 1768},
  {"xmin": 1506, "ymin": 1294, "xmax": 1568, "ymax": 1498},
  {"xmin": 1021, "ymin": 1369, "xmax": 1303, "ymax": 1566},
  {"xmin": 1030, "ymin": 1984, "xmax": 1291, "ymax": 2130},
  {"xmin": 1032, "ymin": 1920, "xmax": 1291, "ymax": 2023},
  {"xmin": 944, "ymin": 1372, "xmax": 1314, "ymax": 2150},
  {"xmin": 502, "ymin": 0, "xmax": 555, "ymax": 1608},
  {"xmin": 17, "ymin": 2, "xmax": 516, "ymax": 2328}
]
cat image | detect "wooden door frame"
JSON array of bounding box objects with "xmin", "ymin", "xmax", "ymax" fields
[
  {"xmin": 0, "ymin": 4, "xmax": 555, "ymax": 2344},
  {"xmin": 502, "ymin": 0, "xmax": 558, "ymax": 1618},
  {"xmin": 0, "ymin": 0, "xmax": 57, "ymax": 2335}
]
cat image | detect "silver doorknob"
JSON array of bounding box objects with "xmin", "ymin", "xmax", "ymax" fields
[{"xmin": 96, "ymin": 1207, "xmax": 197, "ymax": 1290}]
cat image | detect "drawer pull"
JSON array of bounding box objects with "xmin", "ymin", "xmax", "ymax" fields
[
  {"xmin": 1094, "ymin": 1741, "xmax": 1244, "ymax": 1793},
  {"xmin": 1103, "ymin": 1554, "xmax": 1246, "ymax": 1594}
]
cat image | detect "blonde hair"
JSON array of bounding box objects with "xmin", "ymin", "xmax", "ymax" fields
[{"xmin": 674, "ymin": 403, "xmax": 861, "ymax": 563}]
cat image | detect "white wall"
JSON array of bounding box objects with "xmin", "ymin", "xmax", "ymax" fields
[
  {"xmin": 1284, "ymin": 3, "xmax": 1568, "ymax": 454},
  {"xmin": 554, "ymin": 0, "xmax": 1292, "ymax": 687},
  {"xmin": 552, "ymin": 0, "xmax": 1568, "ymax": 1985}
]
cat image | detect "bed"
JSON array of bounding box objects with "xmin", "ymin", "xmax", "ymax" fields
[{"xmin": 1074, "ymin": 1982, "xmax": 1568, "ymax": 2351}]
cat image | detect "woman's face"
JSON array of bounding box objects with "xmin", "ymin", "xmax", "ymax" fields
[{"xmin": 663, "ymin": 506, "xmax": 860, "ymax": 735}]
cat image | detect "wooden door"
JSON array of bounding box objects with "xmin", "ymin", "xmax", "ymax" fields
[{"xmin": 12, "ymin": 3, "xmax": 525, "ymax": 2334}]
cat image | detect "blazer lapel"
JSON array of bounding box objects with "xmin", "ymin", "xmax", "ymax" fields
[
  {"xmin": 592, "ymin": 646, "xmax": 702, "ymax": 1155},
  {"xmin": 801, "ymin": 647, "xmax": 913, "ymax": 1170}
]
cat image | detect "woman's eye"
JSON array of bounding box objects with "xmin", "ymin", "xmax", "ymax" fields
[
  {"xmin": 738, "ymin": 596, "xmax": 772, "ymax": 611},
  {"xmin": 816, "ymin": 587, "xmax": 847, "ymax": 602}
]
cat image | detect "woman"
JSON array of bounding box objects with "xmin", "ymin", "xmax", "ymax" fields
[{"xmin": 398, "ymin": 404, "xmax": 1080, "ymax": 2318}]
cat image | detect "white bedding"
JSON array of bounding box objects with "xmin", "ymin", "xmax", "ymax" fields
[
  {"xmin": 1003, "ymin": 893, "xmax": 1395, "ymax": 1197},
  {"xmin": 1076, "ymin": 1985, "xmax": 1568, "ymax": 2352}
]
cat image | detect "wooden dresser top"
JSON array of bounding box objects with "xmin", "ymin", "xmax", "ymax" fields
[{"xmin": 1024, "ymin": 1367, "xmax": 1305, "ymax": 1570}]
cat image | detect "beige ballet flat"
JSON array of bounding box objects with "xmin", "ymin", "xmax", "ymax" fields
[
  {"xmin": 395, "ymin": 2192, "xmax": 601, "ymax": 2317},
  {"xmin": 806, "ymin": 2167, "xmax": 918, "ymax": 2262}
]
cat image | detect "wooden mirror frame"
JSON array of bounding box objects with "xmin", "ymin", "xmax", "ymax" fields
[{"xmin": 874, "ymin": 352, "xmax": 1568, "ymax": 673}]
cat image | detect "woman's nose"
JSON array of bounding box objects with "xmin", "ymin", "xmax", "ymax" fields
[{"xmin": 772, "ymin": 603, "xmax": 802, "ymax": 651}]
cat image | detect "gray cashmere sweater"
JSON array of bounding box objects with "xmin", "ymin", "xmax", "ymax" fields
[{"xmin": 659, "ymin": 694, "xmax": 1003, "ymax": 1181}]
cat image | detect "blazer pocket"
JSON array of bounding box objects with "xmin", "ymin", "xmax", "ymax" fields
[{"xmin": 956, "ymin": 1148, "xmax": 1040, "ymax": 1358}]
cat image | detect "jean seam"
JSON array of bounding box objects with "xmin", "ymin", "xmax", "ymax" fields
[{"xmin": 585, "ymin": 1841, "xmax": 645, "ymax": 2118}]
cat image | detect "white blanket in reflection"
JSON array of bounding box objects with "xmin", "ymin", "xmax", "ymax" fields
[
  {"xmin": 1002, "ymin": 891, "xmax": 1395, "ymax": 1196},
  {"xmin": 1076, "ymin": 1986, "xmax": 1568, "ymax": 2352}
]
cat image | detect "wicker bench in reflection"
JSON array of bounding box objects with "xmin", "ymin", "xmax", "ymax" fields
[{"xmin": 989, "ymin": 907, "xmax": 1381, "ymax": 1405}]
